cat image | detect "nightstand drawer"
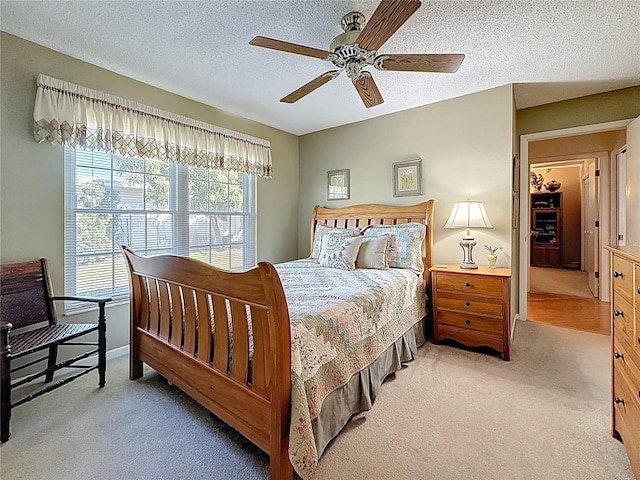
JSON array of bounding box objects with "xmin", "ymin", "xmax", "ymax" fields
[
  {"xmin": 436, "ymin": 292, "xmax": 503, "ymax": 316},
  {"xmin": 437, "ymin": 325, "xmax": 504, "ymax": 353},
  {"xmin": 436, "ymin": 272, "xmax": 503, "ymax": 297},
  {"xmin": 437, "ymin": 310, "xmax": 503, "ymax": 335}
]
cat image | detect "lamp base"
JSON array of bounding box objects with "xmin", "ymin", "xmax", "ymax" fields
[
  {"xmin": 459, "ymin": 235, "xmax": 478, "ymax": 270},
  {"xmin": 460, "ymin": 261, "xmax": 479, "ymax": 269}
]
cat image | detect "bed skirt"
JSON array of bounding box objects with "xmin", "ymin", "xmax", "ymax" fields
[{"xmin": 310, "ymin": 317, "xmax": 426, "ymax": 461}]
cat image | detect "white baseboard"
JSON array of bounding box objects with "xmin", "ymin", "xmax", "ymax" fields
[
  {"xmin": 106, "ymin": 344, "xmax": 130, "ymax": 361},
  {"xmin": 511, "ymin": 313, "xmax": 520, "ymax": 345}
]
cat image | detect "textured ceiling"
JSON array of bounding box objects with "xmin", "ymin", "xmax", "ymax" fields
[{"xmin": 1, "ymin": 1, "xmax": 639, "ymax": 136}]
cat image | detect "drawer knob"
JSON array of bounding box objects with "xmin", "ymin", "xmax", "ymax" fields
[
  {"xmin": 614, "ymin": 310, "xmax": 624, "ymax": 318},
  {"xmin": 614, "ymin": 397, "xmax": 625, "ymax": 405},
  {"xmin": 465, "ymin": 319, "xmax": 471, "ymax": 325},
  {"xmin": 613, "ymin": 271, "xmax": 624, "ymax": 278},
  {"xmin": 638, "ymin": 287, "xmax": 640, "ymax": 295},
  {"xmin": 465, "ymin": 301, "xmax": 471, "ymax": 307},
  {"xmin": 464, "ymin": 282, "xmax": 471, "ymax": 288},
  {"xmin": 614, "ymin": 352, "xmax": 624, "ymax": 360}
]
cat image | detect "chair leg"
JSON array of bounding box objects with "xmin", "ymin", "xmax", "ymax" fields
[
  {"xmin": 1, "ymin": 322, "xmax": 12, "ymax": 443},
  {"xmin": 98, "ymin": 302, "xmax": 107, "ymax": 388},
  {"xmin": 45, "ymin": 345, "xmax": 58, "ymax": 383}
]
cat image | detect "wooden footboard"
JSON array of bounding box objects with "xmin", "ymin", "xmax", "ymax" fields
[
  {"xmin": 121, "ymin": 246, "xmax": 293, "ymax": 479},
  {"xmin": 120, "ymin": 201, "xmax": 435, "ymax": 479}
]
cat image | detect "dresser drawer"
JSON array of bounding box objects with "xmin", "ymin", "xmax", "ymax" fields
[
  {"xmin": 613, "ymin": 366, "xmax": 640, "ymax": 448},
  {"xmin": 613, "ymin": 336, "xmax": 640, "ymax": 392},
  {"xmin": 612, "ymin": 294, "xmax": 635, "ymax": 342},
  {"xmin": 437, "ymin": 310, "xmax": 503, "ymax": 335},
  {"xmin": 437, "ymin": 325, "xmax": 504, "ymax": 353},
  {"xmin": 436, "ymin": 273, "xmax": 503, "ymax": 297},
  {"xmin": 612, "ymin": 255, "xmax": 634, "ymax": 303},
  {"xmin": 436, "ymin": 292, "xmax": 503, "ymax": 316}
]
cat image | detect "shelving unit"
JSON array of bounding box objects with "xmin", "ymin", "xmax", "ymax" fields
[{"xmin": 531, "ymin": 192, "xmax": 562, "ymax": 267}]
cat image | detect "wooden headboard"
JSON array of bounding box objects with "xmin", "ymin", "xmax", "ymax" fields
[{"xmin": 310, "ymin": 201, "xmax": 435, "ymax": 296}]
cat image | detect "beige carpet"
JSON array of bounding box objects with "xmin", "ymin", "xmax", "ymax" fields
[
  {"xmin": 0, "ymin": 321, "xmax": 634, "ymax": 480},
  {"xmin": 530, "ymin": 266, "xmax": 595, "ymax": 299}
]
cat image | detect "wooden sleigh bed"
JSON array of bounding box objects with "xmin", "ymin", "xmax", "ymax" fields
[{"xmin": 121, "ymin": 201, "xmax": 434, "ymax": 479}]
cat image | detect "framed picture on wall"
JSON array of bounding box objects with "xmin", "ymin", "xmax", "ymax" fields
[
  {"xmin": 327, "ymin": 169, "xmax": 350, "ymax": 201},
  {"xmin": 393, "ymin": 159, "xmax": 422, "ymax": 197}
]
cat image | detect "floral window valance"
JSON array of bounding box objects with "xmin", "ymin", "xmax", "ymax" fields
[{"xmin": 33, "ymin": 74, "xmax": 272, "ymax": 178}]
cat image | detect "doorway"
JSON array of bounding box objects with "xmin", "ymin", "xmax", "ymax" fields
[
  {"xmin": 527, "ymin": 158, "xmax": 607, "ymax": 334},
  {"xmin": 518, "ymin": 120, "xmax": 631, "ymax": 336}
]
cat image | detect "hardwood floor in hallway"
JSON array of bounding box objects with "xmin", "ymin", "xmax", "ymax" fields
[{"xmin": 527, "ymin": 292, "xmax": 610, "ymax": 335}]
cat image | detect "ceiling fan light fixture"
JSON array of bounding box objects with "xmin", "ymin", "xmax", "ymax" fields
[{"xmin": 340, "ymin": 12, "xmax": 365, "ymax": 32}]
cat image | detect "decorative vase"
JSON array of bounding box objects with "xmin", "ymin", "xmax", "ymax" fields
[{"xmin": 487, "ymin": 253, "xmax": 498, "ymax": 268}]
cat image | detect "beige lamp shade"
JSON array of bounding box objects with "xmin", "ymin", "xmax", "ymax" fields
[
  {"xmin": 444, "ymin": 200, "xmax": 493, "ymax": 231},
  {"xmin": 444, "ymin": 200, "xmax": 493, "ymax": 269}
]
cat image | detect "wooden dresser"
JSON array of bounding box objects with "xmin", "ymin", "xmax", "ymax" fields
[
  {"xmin": 606, "ymin": 245, "xmax": 640, "ymax": 479},
  {"xmin": 430, "ymin": 265, "xmax": 511, "ymax": 360}
]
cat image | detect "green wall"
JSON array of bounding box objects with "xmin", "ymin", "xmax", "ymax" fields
[
  {"xmin": 517, "ymin": 86, "xmax": 640, "ymax": 137},
  {"xmin": 299, "ymin": 85, "xmax": 516, "ymax": 268},
  {"xmin": 0, "ymin": 32, "xmax": 300, "ymax": 351}
]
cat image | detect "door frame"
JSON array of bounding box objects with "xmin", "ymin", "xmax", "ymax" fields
[{"xmin": 518, "ymin": 119, "xmax": 632, "ymax": 322}]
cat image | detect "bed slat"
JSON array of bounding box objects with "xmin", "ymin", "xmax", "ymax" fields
[
  {"xmin": 158, "ymin": 281, "xmax": 171, "ymax": 341},
  {"xmin": 229, "ymin": 300, "xmax": 250, "ymax": 384},
  {"xmin": 212, "ymin": 296, "xmax": 230, "ymax": 373},
  {"xmin": 183, "ymin": 288, "xmax": 197, "ymax": 355},
  {"xmin": 134, "ymin": 275, "xmax": 149, "ymax": 330},
  {"xmin": 149, "ymin": 279, "xmax": 160, "ymax": 336},
  {"xmin": 250, "ymin": 306, "xmax": 271, "ymax": 398},
  {"xmin": 169, "ymin": 284, "xmax": 183, "ymax": 348},
  {"xmin": 196, "ymin": 291, "xmax": 212, "ymax": 363}
]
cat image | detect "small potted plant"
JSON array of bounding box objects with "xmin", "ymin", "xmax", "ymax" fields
[{"xmin": 484, "ymin": 245, "xmax": 503, "ymax": 268}]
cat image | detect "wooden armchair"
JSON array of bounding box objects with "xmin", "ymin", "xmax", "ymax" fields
[{"xmin": 0, "ymin": 258, "xmax": 111, "ymax": 442}]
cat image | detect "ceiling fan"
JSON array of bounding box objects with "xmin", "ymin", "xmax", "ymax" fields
[{"xmin": 249, "ymin": 0, "xmax": 465, "ymax": 108}]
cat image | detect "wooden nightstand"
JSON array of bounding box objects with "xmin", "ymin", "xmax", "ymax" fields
[{"xmin": 430, "ymin": 265, "xmax": 511, "ymax": 360}]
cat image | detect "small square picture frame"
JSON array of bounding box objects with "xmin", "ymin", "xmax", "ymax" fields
[
  {"xmin": 393, "ymin": 159, "xmax": 422, "ymax": 197},
  {"xmin": 327, "ymin": 169, "xmax": 350, "ymax": 201}
]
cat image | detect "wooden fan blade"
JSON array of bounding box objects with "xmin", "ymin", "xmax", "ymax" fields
[
  {"xmin": 250, "ymin": 36, "xmax": 332, "ymax": 60},
  {"xmin": 281, "ymin": 71, "xmax": 340, "ymax": 103},
  {"xmin": 353, "ymin": 73, "xmax": 384, "ymax": 108},
  {"xmin": 377, "ymin": 53, "xmax": 465, "ymax": 73},
  {"xmin": 356, "ymin": 0, "xmax": 421, "ymax": 51}
]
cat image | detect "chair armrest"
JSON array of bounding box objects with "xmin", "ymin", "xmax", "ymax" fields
[{"xmin": 51, "ymin": 296, "xmax": 113, "ymax": 304}]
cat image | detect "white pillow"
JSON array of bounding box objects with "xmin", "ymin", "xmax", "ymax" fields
[
  {"xmin": 311, "ymin": 224, "xmax": 361, "ymax": 260},
  {"xmin": 363, "ymin": 223, "xmax": 426, "ymax": 274},
  {"xmin": 356, "ymin": 235, "xmax": 390, "ymax": 270},
  {"xmin": 318, "ymin": 234, "xmax": 364, "ymax": 271}
]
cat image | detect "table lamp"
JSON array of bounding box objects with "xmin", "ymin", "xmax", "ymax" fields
[{"xmin": 444, "ymin": 200, "xmax": 493, "ymax": 269}]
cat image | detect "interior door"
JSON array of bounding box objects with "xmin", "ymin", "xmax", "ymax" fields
[{"xmin": 582, "ymin": 160, "xmax": 598, "ymax": 297}]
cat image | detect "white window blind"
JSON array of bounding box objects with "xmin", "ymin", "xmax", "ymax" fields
[{"xmin": 64, "ymin": 147, "xmax": 256, "ymax": 310}]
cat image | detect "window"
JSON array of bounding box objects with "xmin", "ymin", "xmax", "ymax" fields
[{"xmin": 64, "ymin": 147, "xmax": 256, "ymax": 310}]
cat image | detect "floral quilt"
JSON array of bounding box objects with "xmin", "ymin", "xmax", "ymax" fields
[{"xmin": 274, "ymin": 259, "xmax": 426, "ymax": 478}]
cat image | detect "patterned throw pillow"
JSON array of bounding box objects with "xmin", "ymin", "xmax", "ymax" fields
[
  {"xmin": 310, "ymin": 224, "xmax": 361, "ymax": 260},
  {"xmin": 318, "ymin": 234, "xmax": 364, "ymax": 271},
  {"xmin": 356, "ymin": 234, "xmax": 391, "ymax": 270},
  {"xmin": 363, "ymin": 223, "xmax": 426, "ymax": 274}
]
